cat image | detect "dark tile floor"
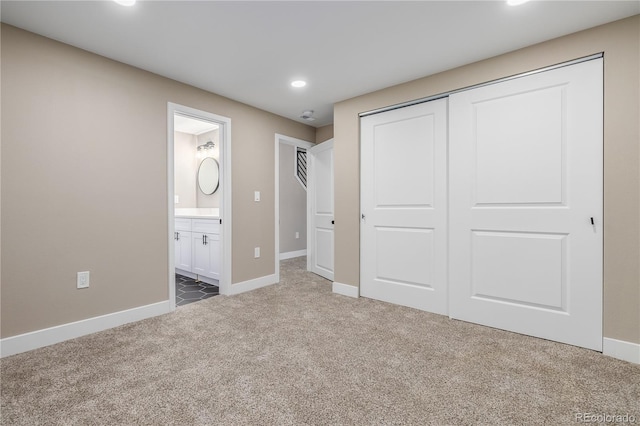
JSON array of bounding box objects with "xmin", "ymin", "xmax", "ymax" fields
[{"xmin": 175, "ymin": 274, "xmax": 219, "ymax": 307}]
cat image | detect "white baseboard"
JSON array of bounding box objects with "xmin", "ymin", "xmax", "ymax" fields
[
  {"xmin": 603, "ymin": 337, "xmax": 640, "ymax": 364},
  {"xmin": 280, "ymin": 249, "xmax": 307, "ymax": 260},
  {"xmin": 0, "ymin": 300, "xmax": 173, "ymax": 358},
  {"xmin": 229, "ymin": 273, "xmax": 278, "ymax": 295},
  {"xmin": 332, "ymin": 281, "xmax": 359, "ymax": 298}
]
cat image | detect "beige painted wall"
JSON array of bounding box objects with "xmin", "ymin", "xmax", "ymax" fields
[
  {"xmin": 195, "ymin": 129, "xmax": 221, "ymax": 208},
  {"xmin": 174, "ymin": 131, "xmax": 198, "ymax": 208},
  {"xmin": 315, "ymin": 124, "xmax": 334, "ymax": 144},
  {"xmin": 0, "ymin": 25, "xmax": 315, "ymax": 338},
  {"xmin": 279, "ymin": 144, "xmax": 307, "ymax": 254},
  {"xmin": 334, "ymin": 16, "xmax": 640, "ymax": 344}
]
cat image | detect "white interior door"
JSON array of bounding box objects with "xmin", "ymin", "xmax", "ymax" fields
[
  {"xmin": 360, "ymin": 99, "xmax": 448, "ymax": 314},
  {"xmin": 449, "ymin": 59, "xmax": 603, "ymax": 350},
  {"xmin": 307, "ymin": 139, "xmax": 334, "ymax": 281}
]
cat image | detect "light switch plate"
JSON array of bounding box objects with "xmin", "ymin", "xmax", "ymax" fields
[
  {"xmin": 77, "ymin": 271, "xmax": 90, "ymax": 289},
  {"xmin": 254, "ymin": 247, "xmax": 260, "ymax": 258},
  {"xmin": 254, "ymin": 191, "xmax": 261, "ymax": 202}
]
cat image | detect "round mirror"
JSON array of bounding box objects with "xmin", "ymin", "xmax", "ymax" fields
[{"xmin": 197, "ymin": 157, "xmax": 220, "ymax": 195}]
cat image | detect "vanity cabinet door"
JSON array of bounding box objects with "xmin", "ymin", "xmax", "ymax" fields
[
  {"xmin": 174, "ymin": 231, "xmax": 192, "ymax": 272},
  {"xmin": 207, "ymin": 233, "xmax": 220, "ymax": 280},
  {"xmin": 192, "ymin": 232, "xmax": 220, "ymax": 280},
  {"xmin": 192, "ymin": 232, "xmax": 209, "ymax": 277}
]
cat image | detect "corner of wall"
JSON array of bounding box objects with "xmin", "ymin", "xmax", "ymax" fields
[{"xmin": 315, "ymin": 124, "xmax": 334, "ymax": 144}]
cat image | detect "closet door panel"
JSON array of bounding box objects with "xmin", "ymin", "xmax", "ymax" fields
[
  {"xmin": 449, "ymin": 58, "xmax": 603, "ymax": 351},
  {"xmin": 360, "ymin": 98, "xmax": 448, "ymax": 315}
]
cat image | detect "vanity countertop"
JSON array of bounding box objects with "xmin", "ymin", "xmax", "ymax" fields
[{"xmin": 175, "ymin": 208, "xmax": 220, "ymax": 219}]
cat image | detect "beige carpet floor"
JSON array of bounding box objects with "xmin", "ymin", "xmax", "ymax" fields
[{"xmin": 2, "ymin": 257, "xmax": 639, "ymax": 425}]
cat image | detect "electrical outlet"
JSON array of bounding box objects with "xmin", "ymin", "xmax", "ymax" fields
[
  {"xmin": 295, "ymin": 232, "xmax": 300, "ymax": 239},
  {"xmin": 254, "ymin": 247, "xmax": 260, "ymax": 258},
  {"xmin": 174, "ymin": 195, "xmax": 180, "ymax": 204},
  {"xmin": 254, "ymin": 191, "xmax": 261, "ymax": 202},
  {"xmin": 77, "ymin": 271, "xmax": 90, "ymax": 289}
]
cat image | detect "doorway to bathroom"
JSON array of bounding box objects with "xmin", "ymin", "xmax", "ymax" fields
[{"xmin": 168, "ymin": 103, "xmax": 232, "ymax": 309}]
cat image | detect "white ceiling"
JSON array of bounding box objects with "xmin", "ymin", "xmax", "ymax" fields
[{"xmin": 2, "ymin": 1, "xmax": 638, "ymax": 127}]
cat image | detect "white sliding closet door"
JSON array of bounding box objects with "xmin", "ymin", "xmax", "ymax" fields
[
  {"xmin": 361, "ymin": 99, "xmax": 448, "ymax": 314},
  {"xmin": 449, "ymin": 59, "xmax": 603, "ymax": 350}
]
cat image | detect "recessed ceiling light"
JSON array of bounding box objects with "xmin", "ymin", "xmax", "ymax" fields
[
  {"xmin": 507, "ymin": 0, "xmax": 530, "ymax": 5},
  {"xmin": 291, "ymin": 80, "xmax": 307, "ymax": 88},
  {"xmin": 114, "ymin": 0, "xmax": 136, "ymax": 6}
]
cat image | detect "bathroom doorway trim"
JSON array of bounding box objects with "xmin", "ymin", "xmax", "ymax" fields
[{"xmin": 168, "ymin": 102, "xmax": 232, "ymax": 307}]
